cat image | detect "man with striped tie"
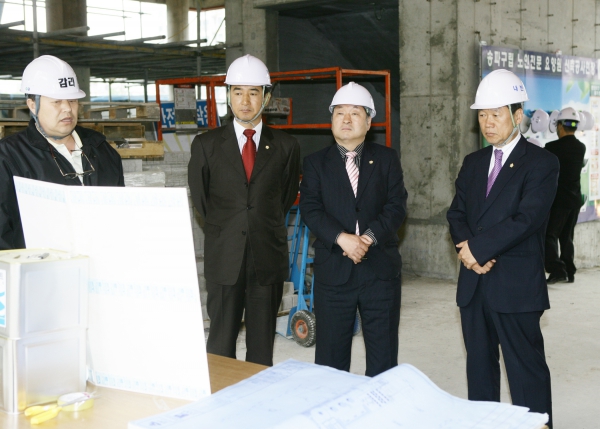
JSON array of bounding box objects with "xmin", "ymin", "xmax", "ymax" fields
[
  {"xmin": 299, "ymin": 82, "xmax": 407, "ymax": 376},
  {"xmin": 447, "ymin": 69, "xmax": 557, "ymax": 427}
]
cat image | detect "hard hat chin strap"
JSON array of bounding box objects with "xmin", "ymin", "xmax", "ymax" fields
[
  {"xmin": 31, "ymin": 94, "xmax": 73, "ymax": 141},
  {"xmin": 227, "ymin": 86, "xmax": 272, "ymax": 126},
  {"xmin": 496, "ymin": 105, "xmax": 519, "ymax": 148}
]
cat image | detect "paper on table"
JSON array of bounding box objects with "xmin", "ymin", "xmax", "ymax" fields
[
  {"xmin": 276, "ymin": 363, "xmax": 549, "ymax": 429},
  {"xmin": 128, "ymin": 360, "xmax": 367, "ymax": 429},
  {"xmin": 14, "ymin": 177, "xmax": 210, "ymax": 401},
  {"xmin": 130, "ymin": 359, "xmax": 548, "ymax": 429}
]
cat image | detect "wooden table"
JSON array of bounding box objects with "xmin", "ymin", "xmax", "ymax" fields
[{"xmin": 1, "ymin": 354, "xmax": 267, "ymax": 429}]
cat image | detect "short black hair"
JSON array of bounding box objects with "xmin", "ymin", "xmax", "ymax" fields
[
  {"xmin": 560, "ymin": 121, "xmax": 578, "ymax": 132},
  {"xmin": 510, "ymin": 103, "xmax": 523, "ymax": 114}
]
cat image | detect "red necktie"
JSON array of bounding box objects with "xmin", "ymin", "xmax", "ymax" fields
[{"xmin": 242, "ymin": 129, "xmax": 256, "ymax": 181}]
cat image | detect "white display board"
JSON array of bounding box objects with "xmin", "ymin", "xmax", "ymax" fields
[{"xmin": 14, "ymin": 177, "xmax": 210, "ymax": 401}]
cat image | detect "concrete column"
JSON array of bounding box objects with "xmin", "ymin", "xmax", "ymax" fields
[
  {"xmin": 166, "ymin": 0, "xmax": 189, "ymax": 43},
  {"xmin": 45, "ymin": 0, "xmax": 87, "ymax": 32},
  {"xmin": 399, "ymin": 0, "xmax": 468, "ymax": 280},
  {"xmin": 45, "ymin": 0, "xmax": 90, "ymax": 101},
  {"xmin": 225, "ymin": 0, "xmax": 278, "ymax": 70}
]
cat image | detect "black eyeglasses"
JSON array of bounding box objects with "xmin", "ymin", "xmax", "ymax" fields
[{"xmin": 48, "ymin": 145, "xmax": 96, "ymax": 179}]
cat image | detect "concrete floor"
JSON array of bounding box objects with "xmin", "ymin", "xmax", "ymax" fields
[{"xmin": 230, "ymin": 267, "xmax": 600, "ymax": 429}]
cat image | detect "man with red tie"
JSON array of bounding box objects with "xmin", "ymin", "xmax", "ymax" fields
[
  {"xmin": 188, "ymin": 55, "xmax": 300, "ymax": 366},
  {"xmin": 299, "ymin": 83, "xmax": 407, "ymax": 376},
  {"xmin": 447, "ymin": 70, "xmax": 557, "ymax": 427}
]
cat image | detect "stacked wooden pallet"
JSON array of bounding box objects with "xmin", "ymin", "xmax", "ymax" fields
[{"xmin": 1, "ymin": 102, "xmax": 163, "ymax": 159}]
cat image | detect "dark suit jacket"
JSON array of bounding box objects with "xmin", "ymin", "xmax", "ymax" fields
[
  {"xmin": 299, "ymin": 142, "xmax": 407, "ymax": 286},
  {"xmin": 544, "ymin": 135, "xmax": 586, "ymax": 209},
  {"xmin": 447, "ymin": 137, "xmax": 559, "ymax": 313},
  {"xmin": 188, "ymin": 123, "xmax": 300, "ymax": 286},
  {"xmin": 0, "ymin": 120, "xmax": 124, "ymax": 250}
]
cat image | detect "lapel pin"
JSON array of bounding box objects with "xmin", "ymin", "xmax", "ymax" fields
[
  {"xmin": 510, "ymin": 163, "xmax": 514, "ymax": 168},
  {"xmin": 265, "ymin": 145, "xmax": 270, "ymax": 150},
  {"xmin": 369, "ymin": 160, "xmax": 373, "ymax": 164}
]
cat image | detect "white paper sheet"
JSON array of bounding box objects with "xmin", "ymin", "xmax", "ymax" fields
[
  {"xmin": 276, "ymin": 363, "xmax": 549, "ymax": 429},
  {"xmin": 129, "ymin": 360, "xmax": 549, "ymax": 429},
  {"xmin": 128, "ymin": 360, "xmax": 367, "ymax": 429},
  {"xmin": 15, "ymin": 177, "xmax": 210, "ymax": 401}
]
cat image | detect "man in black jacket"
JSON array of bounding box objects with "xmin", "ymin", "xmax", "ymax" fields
[
  {"xmin": 544, "ymin": 107, "xmax": 587, "ymax": 284},
  {"xmin": 0, "ymin": 55, "xmax": 124, "ymax": 250},
  {"xmin": 188, "ymin": 55, "xmax": 300, "ymax": 366},
  {"xmin": 299, "ymin": 82, "xmax": 407, "ymax": 376}
]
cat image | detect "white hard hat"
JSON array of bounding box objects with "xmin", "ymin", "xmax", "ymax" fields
[
  {"xmin": 530, "ymin": 109, "xmax": 549, "ymax": 133},
  {"xmin": 548, "ymin": 110, "xmax": 560, "ymax": 133},
  {"xmin": 20, "ymin": 55, "xmax": 86, "ymax": 99},
  {"xmin": 329, "ymin": 82, "xmax": 376, "ymax": 118},
  {"xmin": 579, "ymin": 111, "xmax": 594, "ymax": 131},
  {"xmin": 470, "ymin": 69, "xmax": 528, "ymax": 109},
  {"xmin": 518, "ymin": 114, "xmax": 531, "ymax": 134},
  {"xmin": 557, "ymin": 107, "xmax": 580, "ymax": 125},
  {"xmin": 225, "ymin": 54, "xmax": 271, "ymax": 87}
]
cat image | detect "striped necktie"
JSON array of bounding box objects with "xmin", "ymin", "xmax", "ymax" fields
[{"xmin": 345, "ymin": 151, "xmax": 360, "ymax": 234}]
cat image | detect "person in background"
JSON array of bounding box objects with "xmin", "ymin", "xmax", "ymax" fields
[
  {"xmin": 188, "ymin": 54, "xmax": 300, "ymax": 366},
  {"xmin": 299, "ymin": 82, "xmax": 407, "ymax": 377},
  {"xmin": 544, "ymin": 107, "xmax": 587, "ymax": 284},
  {"xmin": 0, "ymin": 55, "xmax": 124, "ymax": 250}
]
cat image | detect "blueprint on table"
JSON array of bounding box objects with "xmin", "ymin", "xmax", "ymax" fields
[
  {"xmin": 129, "ymin": 359, "xmax": 548, "ymax": 429},
  {"xmin": 275, "ymin": 363, "xmax": 549, "ymax": 429},
  {"xmin": 128, "ymin": 360, "xmax": 366, "ymax": 429}
]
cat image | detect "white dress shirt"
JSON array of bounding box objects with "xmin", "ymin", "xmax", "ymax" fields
[
  {"xmin": 46, "ymin": 130, "xmax": 85, "ymax": 184},
  {"xmin": 233, "ymin": 119, "xmax": 263, "ymax": 154},
  {"xmin": 488, "ymin": 132, "xmax": 521, "ymax": 175}
]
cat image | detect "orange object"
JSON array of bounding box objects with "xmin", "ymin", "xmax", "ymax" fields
[{"xmin": 154, "ymin": 67, "xmax": 392, "ymax": 147}]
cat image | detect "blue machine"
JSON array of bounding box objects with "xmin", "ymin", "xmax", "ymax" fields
[
  {"xmin": 284, "ymin": 206, "xmax": 361, "ymax": 347},
  {"xmin": 285, "ymin": 206, "xmax": 316, "ymax": 346}
]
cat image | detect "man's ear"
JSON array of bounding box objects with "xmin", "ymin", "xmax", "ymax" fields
[
  {"xmin": 513, "ymin": 107, "xmax": 524, "ymax": 125},
  {"xmin": 26, "ymin": 98, "xmax": 36, "ymax": 115}
]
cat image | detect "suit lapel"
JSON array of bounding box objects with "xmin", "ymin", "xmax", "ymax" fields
[
  {"xmin": 220, "ymin": 123, "xmax": 246, "ymax": 179},
  {"xmin": 326, "ymin": 145, "xmax": 356, "ymax": 199},
  {"xmin": 252, "ymin": 125, "xmax": 274, "ymax": 179},
  {"xmin": 474, "ymin": 146, "xmax": 493, "ymax": 213},
  {"xmin": 356, "ymin": 143, "xmax": 376, "ymax": 201},
  {"xmin": 478, "ymin": 137, "xmax": 528, "ymax": 219}
]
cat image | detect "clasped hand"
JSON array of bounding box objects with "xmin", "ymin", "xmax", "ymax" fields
[
  {"xmin": 337, "ymin": 232, "xmax": 372, "ymax": 264},
  {"xmin": 456, "ymin": 240, "xmax": 496, "ymax": 275}
]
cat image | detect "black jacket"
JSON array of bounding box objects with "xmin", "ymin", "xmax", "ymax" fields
[
  {"xmin": 0, "ymin": 119, "xmax": 124, "ymax": 249},
  {"xmin": 299, "ymin": 142, "xmax": 407, "ymax": 285},
  {"xmin": 447, "ymin": 137, "xmax": 558, "ymax": 312},
  {"xmin": 544, "ymin": 135, "xmax": 586, "ymax": 209},
  {"xmin": 188, "ymin": 123, "xmax": 300, "ymax": 286}
]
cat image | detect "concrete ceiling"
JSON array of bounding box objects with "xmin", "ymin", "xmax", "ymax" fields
[
  {"xmin": 273, "ymin": 0, "xmax": 399, "ymax": 111},
  {"xmin": 256, "ymin": 0, "xmax": 397, "ymax": 19}
]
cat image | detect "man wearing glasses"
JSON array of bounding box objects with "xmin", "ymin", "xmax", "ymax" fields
[{"xmin": 0, "ymin": 55, "xmax": 124, "ymax": 250}]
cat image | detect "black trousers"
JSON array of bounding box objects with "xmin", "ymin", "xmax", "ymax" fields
[
  {"xmin": 314, "ymin": 261, "xmax": 401, "ymax": 377},
  {"xmin": 460, "ymin": 282, "xmax": 553, "ymax": 428},
  {"xmin": 205, "ymin": 240, "xmax": 283, "ymax": 366},
  {"xmin": 545, "ymin": 204, "xmax": 579, "ymax": 277}
]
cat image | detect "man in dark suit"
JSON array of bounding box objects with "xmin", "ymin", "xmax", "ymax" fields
[
  {"xmin": 299, "ymin": 82, "xmax": 407, "ymax": 377},
  {"xmin": 544, "ymin": 107, "xmax": 587, "ymax": 284},
  {"xmin": 188, "ymin": 55, "xmax": 300, "ymax": 366},
  {"xmin": 0, "ymin": 55, "xmax": 124, "ymax": 250},
  {"xmin": 447, "ymin": 69, "xmax": 558, "ymax": 427}
]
